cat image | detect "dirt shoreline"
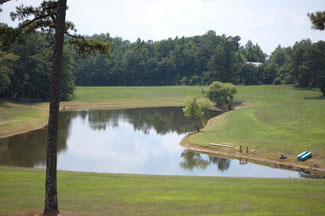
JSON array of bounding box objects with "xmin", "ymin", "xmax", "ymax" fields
[
  {"xmin": 180, "ymin": 104, "xmax": 325, "ymax": 174},
  {"xmin": 0, "ymin": 123, "xmax": 48, "ymax": 139},
  {"xmin": 180, "ymin": 136, "xmax": 325, "ymax": 174}
]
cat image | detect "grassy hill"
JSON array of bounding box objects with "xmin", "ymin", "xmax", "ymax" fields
[{"xmin": 188, "ymin": 85, "xmax": 325, "ymax": 169}]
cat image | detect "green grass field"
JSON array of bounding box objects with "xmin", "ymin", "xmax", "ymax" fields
[
  {"xmin": 1, "ymin": 85, "xmax": 325, "ymax": 215},
  {"xmin": 1, "ymin": 166, "xmax": 325, "ymax": 216},
  {"xmin": 73, "ymin": 86, "xmax": 205, "ymax": 101},
  {"xmin": 188, "ymin": 85, "xmax": 325, "ymax": 168},
  {"xmin": 60, "ymin": 86, "xmax": 207, "ymax": 110}
]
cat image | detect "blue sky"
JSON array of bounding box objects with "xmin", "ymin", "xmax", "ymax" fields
[{"xmin": 1, "ymin": 0, "xmax": 324, "ymax": 54}]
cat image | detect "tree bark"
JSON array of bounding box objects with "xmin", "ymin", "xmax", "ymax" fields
[{"xmin": 43, "ymin": 0, "xmax": 67, "ymax": 215}]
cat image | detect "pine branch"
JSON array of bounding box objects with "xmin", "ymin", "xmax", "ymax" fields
[
  {"xmin": 18, "ymin": 14, "xmax": 52, "ymax": 29},
  {"xmin": 67, "ymin": 34, "xmax": 111, "ymax": 56},
  {"xmin": 0, "ymin": 0, "xmax": 12, "ymax": 5},
  {"xmin": 1, "ymin": 0, "xmax": 110, "ymax": 56},
  {"xmin": 308, "ymin": 11, "xmax": 325, "ymax": 31}
]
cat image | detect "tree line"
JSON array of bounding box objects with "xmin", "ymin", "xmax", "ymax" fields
[
  {"xmin": 73, "ymin": 31, "xmax": 266, "ymax": 86},
  {"xmin": 0, "ymin": 32, "xmax": 75, "ymax": 100},
  {"xmin": 1, "ymin": 30, "xmax": 325, "ymax": 100}
]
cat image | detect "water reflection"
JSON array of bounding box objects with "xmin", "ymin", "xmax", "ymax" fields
[
  {"xmin": 0, "ymin": 111, "xmax": 75, "ymax": 167},
  {"xmin": 0, "ymin": 107, "xmax": 218, "ymax": 169},
  {"xmin": 209, "ymin": 156, "xmax": 231, "ymax": 171},
  {"xmin": 239, "ymin": 158, "xmax": 248, "ymax": 165},
  {"xmin": 179, "ymin": 149, "xmax": 231, "ymax": 172},
  {"xmin": 298, "ymin": 170, "xmax": 325, "ymax": 179},
  {"xmin": 0, "ymin": 107, "xmax": 323, "ymax": 179},
  {"xmin": 83, "ymin": 107, "xmax": 219, "ymax": 134},
  {"xmin": 179, "ymin": 150, "xmax": 210, "ymax": 170}
]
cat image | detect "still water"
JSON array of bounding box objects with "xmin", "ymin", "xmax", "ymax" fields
[{"xmin": 0, "ymin": 107, "xmax": 322, "ymax": 178}]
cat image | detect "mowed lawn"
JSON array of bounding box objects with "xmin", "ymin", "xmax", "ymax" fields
[
  {"xmin": 61, "ymin": 86, "xmax": 207, "ymax": 110},
  {"xmin": 189, "ymin": 85, "xmax": 325, "ymax": 167},
  {"xmin": 73, "ymin": 86, "xmax": 205, "ymax": 101},
  {"xmin": 0, "ymin": 102, "xmax": 48, "ymax": 138},
  {"xmin": 1, "ymin": 166, "xmax": 325, "ymax": 216}
]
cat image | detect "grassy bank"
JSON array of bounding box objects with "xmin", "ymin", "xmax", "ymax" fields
[
  {"xmin": 1, "ymin": 166, "xmax": 325, "ymax": 216},
  {"xmin": 0, "ymin": 102, "xmax": 48, "ymax": 138},
  {"xmin": 188, "ymin": 85, "xmax": 325, "ymax": 170}
]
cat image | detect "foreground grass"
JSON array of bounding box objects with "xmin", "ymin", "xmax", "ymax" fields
[
  {"xmin": 1, "ymin": 166, "xmax": 325, "ymax": 216},
  {"xmin": 189, "ymin": 85, "xmax": 325, "ymax": 169}
]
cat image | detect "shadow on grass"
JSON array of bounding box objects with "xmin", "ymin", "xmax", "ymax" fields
[
  {"xmin": 0, "ymin": 99, "xmax": 44, "ymax": 108},
  {"xmin": 233, "ymin": 101, "xmax": 244, "ymax": 107},
  {"xmin": 304, "ymin": 96, "xmax": 325, "ymax": 100},
  {"xmin": 0, "ymin": 101, "xmax": 10, "ymax": 108},
  {"xmin": 291, "ymin": 86, "xmax": 322, "ymax": 93}
]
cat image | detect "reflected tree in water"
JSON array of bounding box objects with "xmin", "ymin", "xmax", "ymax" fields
[
  {"xmin": 179, "ymin": 149, "xmax": 210, "ymax": 170},
  {"xmin": 84, "ymin": 107, "xmax": 220, "ymax": 134},
  {"xmin": 209, "ymin": 156, "xmax": 231, "ymax": 171},
  {"xmin": 0, "ymin": 107, "xmax": 220, "ymax": 168},
  {"xmin": 0, "ymin": 112, "xmax": 75, "ymax": 167},
  {"xmin": 298, "ymin": 170, "xmax": 325, "ymax": 179},
  {"xmin": 88, "ymin": 110, "xmax": 119, "ymax": 131},
  {"xmin": 179, "ymin": 149, "xmax": 231, "ymax": 171}
]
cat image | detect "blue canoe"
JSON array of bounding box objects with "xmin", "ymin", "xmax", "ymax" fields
[
  {"xmin": 297, "ymin": 151, "xmax": 312, "ymax": 161},
  {"xmin": 297, "ymin": 151, "xmax": 308, "ymax": 160},
  {"xmin": 300, "ymin": 152, "xmax": 312, "ymax": 161}
]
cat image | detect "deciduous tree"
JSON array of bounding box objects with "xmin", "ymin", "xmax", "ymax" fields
[
  {"xmin": 289, "ymin": 39, "xmax": 312, "ymax": 87},
  {"xmin": 182, "ymin": 97, "xmax": 204, "ymax": 132},
  {"xmin": 307, "ymin": 11, "xmax": 325, "ymax": 96},
  {"xmin": 304, "ymin": 41, "xmax": 325, "ymax": 96},
  {"xmin": 205, "ymin": 81, "xmax": 237, "ymax": 110},
  {"xmin": 241, "ymin": 40, "xmax": 266, "ymax": 63},
  {"xmin": 207, "ymin": 37, "xmax": 245, "ymax": 84},
  {"xmin": 0, "ymin": 51, "xmax": 19, "ymax": 94}
]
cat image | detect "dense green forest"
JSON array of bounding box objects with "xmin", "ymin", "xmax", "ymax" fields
[
  {"xmin": 1, "ymin": 30, "xmax": 324, "ymax": 101},
  {"xmin": 0, "ymin": 32, "xmax": 75, "ymax": 100}
]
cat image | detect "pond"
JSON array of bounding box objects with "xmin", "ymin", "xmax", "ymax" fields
[{"xmin": 0, "ymin": 107, "xmax": 323, "ymax": 179}]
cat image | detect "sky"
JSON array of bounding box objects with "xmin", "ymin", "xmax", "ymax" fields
[{"xmin": 0, "ymin": 0, "xmax": 324, "ymax": 54}]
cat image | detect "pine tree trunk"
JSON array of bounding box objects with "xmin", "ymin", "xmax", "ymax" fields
[{"xmin": 43, "ymin": 0, "xmax": 67, "ymax": 215}]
